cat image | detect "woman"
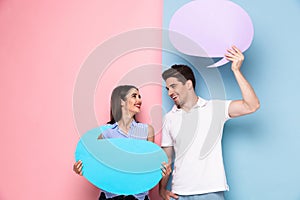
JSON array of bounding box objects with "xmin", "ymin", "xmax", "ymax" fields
[{"xmin": 73, "ymin": 85, "xmax": 170, "ymax": 200}]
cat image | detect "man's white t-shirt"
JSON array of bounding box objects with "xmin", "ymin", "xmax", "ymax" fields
[{"xmin": 161, "ymin": 97, "xmax": 231, "ymax": 195}]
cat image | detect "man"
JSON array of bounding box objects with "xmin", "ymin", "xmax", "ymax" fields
[{"xmin": 159, "ymin": 46, "xmax": 260, "ymax": 200}]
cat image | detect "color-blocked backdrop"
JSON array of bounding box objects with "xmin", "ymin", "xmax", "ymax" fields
[
  {"xmin": 163, "ymin": 0, "xmax": 300, "ymax": 199},
  {"xmin": 0, "ymin": 1, "xmax": 162, "ymax": 200},
  {"xmin": 1, "ymin": 0, "xmax": 300, "ymax": 200}
]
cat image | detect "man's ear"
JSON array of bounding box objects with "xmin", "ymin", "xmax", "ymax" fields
[{"xmin": 186, "ymin": 80, "xmax": 193, "ymax": 90}]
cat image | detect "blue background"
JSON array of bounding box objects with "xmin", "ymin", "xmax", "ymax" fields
[{"xmin": 162, "ymin": 0, "xmax": 300, "ymax": 199}]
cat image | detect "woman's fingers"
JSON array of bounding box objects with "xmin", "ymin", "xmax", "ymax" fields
[
  {"xmin": 161, "ymin": 162, "xmax": 172, "ymax": 176},
  {"xmin": 73, "ymin": 160, "xmax": 83, "ymax": 176}
]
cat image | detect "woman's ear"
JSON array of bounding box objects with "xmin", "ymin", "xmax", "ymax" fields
[{"xmin": 120, "ymin": 99, "xmax": 125, "ymax": 107}]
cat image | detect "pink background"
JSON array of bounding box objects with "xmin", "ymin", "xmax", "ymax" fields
[{"xmin": 0, "ymin": 1, "xmax": 163, "ymax": 199}]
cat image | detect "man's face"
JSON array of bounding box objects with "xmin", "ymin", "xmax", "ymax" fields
[{"xmin": 165, "ymin": 77, "xmax": 188, "ymax": 107}]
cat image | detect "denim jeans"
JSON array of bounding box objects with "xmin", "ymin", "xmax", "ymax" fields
[{"xmin": 170, "ymin": 191, "xmax": 225, "ymax": 200}]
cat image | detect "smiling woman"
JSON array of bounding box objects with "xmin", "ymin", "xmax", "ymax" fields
[
  {"xmin": 73, "ymin": 85, "xmax": 171, "ymax": 200},
  {"xmin": 113, "ymin": 87, "xmax": 143, "ymax": 131},
  {"xmin": 123, "ymin": 88, "xmax": 142, "ymax": 116}
]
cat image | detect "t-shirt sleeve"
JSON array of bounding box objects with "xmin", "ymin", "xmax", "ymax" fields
[
  {"xmin": 161, "ymin": 115, "xmax": 173, "ymax": 147},
  {"xmin": 225, "ymin": 100, "xmax": 232, "ymax": 121}
]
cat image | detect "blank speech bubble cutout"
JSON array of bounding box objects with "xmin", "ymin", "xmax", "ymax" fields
[{"xmin": 169, "ymin": 0, "xmax": 254, "ymax": 67}]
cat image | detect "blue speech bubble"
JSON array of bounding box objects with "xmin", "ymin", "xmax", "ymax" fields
[{"xmin": 75, "ymin": 125, "xmax": 167, "ymax": 195}]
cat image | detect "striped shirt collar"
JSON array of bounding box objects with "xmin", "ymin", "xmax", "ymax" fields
[{"xmin": 111, "ymin": 119, "xmax": 138, "ymax": 129}]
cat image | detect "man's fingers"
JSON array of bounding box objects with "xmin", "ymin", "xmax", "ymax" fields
[
  {"xmin": 227, "ymin": 46, "xmax": 243, "ymax": 58},
  {"xmin": 232, "ymin": 45, "xmax": 242, "ymax": 54},
  {"xmin": 169, "ymin": 192, "xmax": 179, "ymax": 199},
  {"xmin": 225, "ymin": 54, "xmax": 238, "ymax": 62}
]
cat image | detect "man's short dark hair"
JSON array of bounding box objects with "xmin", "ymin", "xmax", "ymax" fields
[{"xmin": 162, "ymin": 64, "xmax": 196, "ymax": 89}]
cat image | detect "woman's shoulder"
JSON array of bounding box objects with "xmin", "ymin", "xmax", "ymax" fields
[{"xmin": 133, "ymin": 121, "xmax": 148, "ymax": 127}]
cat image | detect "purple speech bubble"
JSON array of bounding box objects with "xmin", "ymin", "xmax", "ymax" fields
[{"xmin": 169, "ymin": 0, "xmax": 254, "ymax": 67}]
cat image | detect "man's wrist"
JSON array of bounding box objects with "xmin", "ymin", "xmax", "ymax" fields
[{"xmin": 232, "ymin": 68, "xmax": 242, "ymax": 75}]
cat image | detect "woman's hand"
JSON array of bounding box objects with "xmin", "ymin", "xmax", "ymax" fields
[
  {"xmin": 161, "ymin": 162, "xmax": 172, "ymax": 177},
  {"xmin": 73, "ymin": 160, "xmax": 83, "ymax": 176}
]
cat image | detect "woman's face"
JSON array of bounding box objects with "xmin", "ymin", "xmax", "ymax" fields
[{"xmin": 123, "ymin": 88, "xmax": 142, "ymax": 114}]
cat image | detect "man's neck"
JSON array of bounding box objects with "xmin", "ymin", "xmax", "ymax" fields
[{"xmin": 181, "ymin": 94, "xmax": 198, "ymax": 112}]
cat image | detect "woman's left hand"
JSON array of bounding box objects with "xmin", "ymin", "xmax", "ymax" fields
[{"xmin": 161, "ymin": 162, "xmax": 172, "ymax": 177}]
